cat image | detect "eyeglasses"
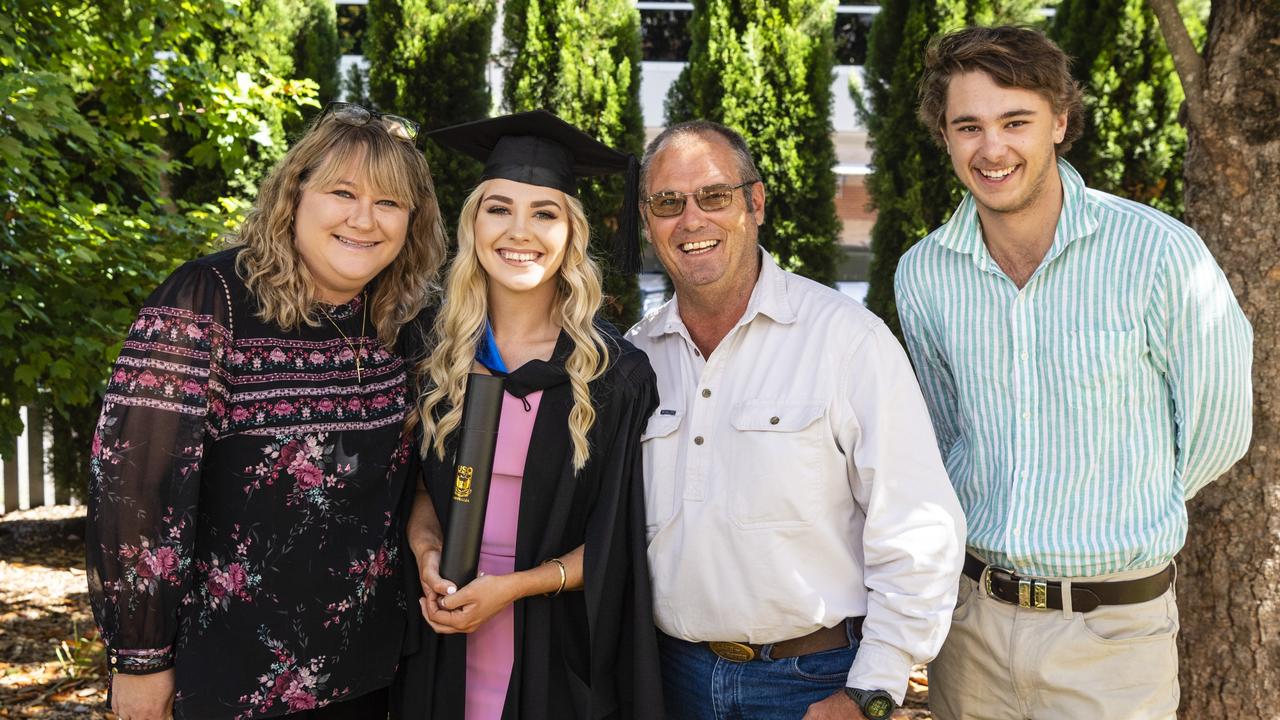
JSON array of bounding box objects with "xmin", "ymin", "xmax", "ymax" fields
[
  {"xmin": 641, "ymin": 181, "xmax": 757, "ymax": 218},
  {"xmin": 320, "ymin": 101, "xmax": 421, "ymax": 145}
]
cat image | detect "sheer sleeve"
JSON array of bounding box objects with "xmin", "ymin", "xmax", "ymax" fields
[{"xmin": 86, "ymin": 260, "xmax": 232, "ymax": 674}]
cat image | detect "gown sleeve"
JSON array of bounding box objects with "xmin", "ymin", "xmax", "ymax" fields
[
  {"xmin": 86, "ymin": 260, "xmax": 232, "ymax": 674},
  {"xmin": 581, "ymin": 351, "xmax": 664, "ymax": 719}
]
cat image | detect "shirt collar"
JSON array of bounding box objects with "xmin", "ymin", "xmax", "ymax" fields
[
  {"xmin": 647, "ymin": 246, "xmax": 797, "ymax": 338},
  {"xmin": 935, "ymin": 158, "xmax": 1100, "ymax": 268}
]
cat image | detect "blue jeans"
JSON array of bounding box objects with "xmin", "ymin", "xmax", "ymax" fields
[{"xmin": 658, "ymin": 625, "xmax": 859, "ymax": 720}]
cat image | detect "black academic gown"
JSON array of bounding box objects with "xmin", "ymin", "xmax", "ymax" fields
[{"xmin": 393, "ymin": 322, "xmax": 663, "ymax": 720}]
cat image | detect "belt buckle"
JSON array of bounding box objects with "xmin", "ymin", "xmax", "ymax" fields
[
  {"xmin": 982, "ymin": 564, "xmax": 1049, "ymax": 610},
  {"xmin": 1017, "ymin": 577, "xmax": 1049, "ymax": 609},
  {"xmin": 708, "ymin": 641, "xmax": 756, "ymax": 662}
]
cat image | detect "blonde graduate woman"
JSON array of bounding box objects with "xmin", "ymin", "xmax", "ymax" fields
[
  {"xmin": 393, "ymin": 111, "xmax": 663, "ymax": 720},
  {"xmin": 87, "ymin": 103, "xmax": 446, "ymax": 720}
]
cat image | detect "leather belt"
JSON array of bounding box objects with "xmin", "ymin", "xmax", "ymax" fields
[
  {"xmin": 963, "ymin": 553, "xmax": 1173, "ymax": 613},
  {"xmin": 706, "ymin": 617, "xmax": 863, "ymax": 662}
]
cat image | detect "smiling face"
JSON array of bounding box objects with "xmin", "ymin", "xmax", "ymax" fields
[
  {"xmin": 643, "ymin": 133, "xmax": 765, "ymax": 301},
  {"xmin": 472, "ymin": 178, "xmax": 571, "ymax": 302},
  {"xmin": 293, "ymin": 150, "xmax": 410, "ymax": 304},
  {"xmin": 942, "ymin": 70, "xmax": 1068, "ymax": 217}
]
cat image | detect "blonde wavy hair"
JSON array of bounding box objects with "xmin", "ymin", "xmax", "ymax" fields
[
  {"xmin": 416, "ymin": 181, "xmax": 611, "ymax": 471},
  {"xmin": 233, "ymin": 112, "xmax": 446, "ymax": 349}
]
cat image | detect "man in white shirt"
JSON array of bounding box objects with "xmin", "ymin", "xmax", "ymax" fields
[{"xmin": 626, "ymin": 120, "xmax": 966, "ymax": 720}]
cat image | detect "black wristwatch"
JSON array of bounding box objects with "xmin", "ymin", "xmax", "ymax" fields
[{"xmin": 844, "ymin": 687, "xmax": 896, "ymax": 719}]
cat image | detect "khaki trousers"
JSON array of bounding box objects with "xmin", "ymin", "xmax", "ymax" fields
[{"xmin": 928, "ymin": 563, "xmax": 1179, "ymax": 720}]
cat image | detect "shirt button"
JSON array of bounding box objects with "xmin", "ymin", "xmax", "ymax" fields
[
  {"xmin": 1022, "ymin": 411, "xmax": 1031, "ymax": 420},
  {"xmin": 1012, "ymin": 527, "xmax": 1021, "ymax": 536},
  {"xmin": 1020, "ymin": 351, "xmax": 1029, "ymax": 360},
  {"xmin": 694, "ymin": 436, "xmax": 704, "ymax": 445},
  {"xmin": 769, "ymin": 416, "xmax": 780, "ymax": 425},
  {"xmin": 694, "ymin": 349, "xmax": 702, "ymax": 357},
  {"xmin": 1020, "ymin": 471, "xmax": 1028, "ymax": 479},
  {"xmin": 701, "ymin": 388, "xmax": 711, "ymax": 398}
]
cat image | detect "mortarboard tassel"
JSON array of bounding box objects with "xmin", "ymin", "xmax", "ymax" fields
[{"xmin": 613, "ymin": 154, "xmax": 642, "ymax": 275}]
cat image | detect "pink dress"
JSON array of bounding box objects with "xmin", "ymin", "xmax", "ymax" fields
[{"xmin": 464, "ymin": 390, "xmax": 542, "ymax": 720}]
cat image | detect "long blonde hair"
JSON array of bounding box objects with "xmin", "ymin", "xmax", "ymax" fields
[
  {"xmin": 416, "ymin": 181, "xmax": 610, "ymax": 471},
  {"xmin": 234, "ymin": 113, "xmax": 446, "ymax": 348}
]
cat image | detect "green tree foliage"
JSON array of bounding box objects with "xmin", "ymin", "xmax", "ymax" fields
[
  {"xmin": 856, "ymin": 0, "xmax": 1039, "ymax": 338},
  {"xmin": 1050, "ymin": 0, "xmax": 1204, "ymax": 217},
  {"xmin": 665, "ymin": 0, "xmax": 841, "ymax": 286},
  {"xmin": 0, "ymin": 1, "xmax": 315, "ymax": 494},
  {"xmin": 292, "ymin": 0, "xmax": 342, "ymax": 106},
  {"xmin": 367, "ymin": 0, "xmax": 496, "ymax": 232},
  {"xmin": 166, "ymin": 0, "xmax": 318, "ymax": 204},
  {"xmin": 344, "ymin": 62, "xmax": 371, "ymax": 107},
  {"xmin": 501, "ymin": 0, "xmax": 645, "ymax": 325}
]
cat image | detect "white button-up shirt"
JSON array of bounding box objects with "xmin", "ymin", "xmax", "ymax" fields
[{"xmin": 627, "ymin": 251, "xmax": 966, "ymax": 701}]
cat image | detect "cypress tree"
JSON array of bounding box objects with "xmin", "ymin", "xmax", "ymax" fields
[
  {"xmin": 343, "ymin": 63, "xmax": 371, "ymax": 106},
  {"xmin": 665, "ymin": 0, "xmax": 841, "ymax": 285},
  {"xmin": 292, "ymin": 0, "xmax": 342, "ymax": 106},
  {"xmin": 366, "ymin": 0, "xmax": 496, "ymax": 231},
  {"xmin": 857, "ymin": 0, "xmax": 1039, "ymax": 338},
  {"xmin": 1050, "ymin": 0, "xmax": 1202, "ymax": 217},
  {"xmin": 501, "ymin": 0, "xmax": 645, "ymax": 325}
]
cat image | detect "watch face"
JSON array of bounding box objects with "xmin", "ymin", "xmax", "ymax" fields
[{"xmin": 865, "ymin": 696, "xmax": 894, "ymax": 719}]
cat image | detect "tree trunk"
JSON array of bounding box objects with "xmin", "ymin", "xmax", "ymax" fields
[{"xmin": 1158, "ymin": 0, "xmax": 1280, "ymax": 714}]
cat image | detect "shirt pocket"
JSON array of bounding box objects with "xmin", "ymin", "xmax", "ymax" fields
[
  {"xmin": 727, "ymin": 401, "xmax": 827, "ymax": 529},
  {"xmin": 1048, "ymin": 329, "xmax": 1143, "ymax": 410},
  {"xmin": 641, "ymin": 408, "xmax": 683, "ymax": 535}
]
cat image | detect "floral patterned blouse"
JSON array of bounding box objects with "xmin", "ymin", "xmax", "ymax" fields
[{"xmin": 87, "ymin": 248, "xmax": 422, "ymax": 719}]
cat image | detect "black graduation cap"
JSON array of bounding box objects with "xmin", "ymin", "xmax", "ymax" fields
[{"xmin": 426, "ymin": 109, "xmax": 641, "ymax": 273}]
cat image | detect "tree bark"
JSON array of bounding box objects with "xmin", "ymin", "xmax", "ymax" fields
[{"xmin": 1151, "ymin": 0, "xmax": 1280, "ymax": 715}]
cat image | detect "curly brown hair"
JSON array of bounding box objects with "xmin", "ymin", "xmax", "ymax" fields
[
  {"xmin": 233, "ymin": 111, "xmax": 446, "ymax": 350},
  {"xmin": 917, "ymin": 25, "xmax": 1085, "ymax": 155}
]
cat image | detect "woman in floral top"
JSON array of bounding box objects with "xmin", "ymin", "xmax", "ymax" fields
[{"xmin": 87, "ymin": 104, "xmax": 445, "ymax": 720}]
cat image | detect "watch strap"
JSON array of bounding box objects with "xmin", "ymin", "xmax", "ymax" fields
[{"xmin": 844, "ymin": 687, "xmax": 896, "ymax": 719}]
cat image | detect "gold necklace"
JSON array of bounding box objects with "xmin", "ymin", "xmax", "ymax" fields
[{"xmin": 320, "ymin": 292, "xmax": 367, "ymax": 382}]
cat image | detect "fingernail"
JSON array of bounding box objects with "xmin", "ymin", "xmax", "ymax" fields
[{"xmin": 446, "ymin": 585, "xmax": 456, "ymax": 595}]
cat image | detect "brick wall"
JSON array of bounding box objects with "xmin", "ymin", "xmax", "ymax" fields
[{"xmin": 836, "ymin": 174, "xmax": 875, "ymax": 248}]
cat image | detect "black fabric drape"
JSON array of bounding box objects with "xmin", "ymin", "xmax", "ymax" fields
[{"xmin": 393, "ymin": 323, "xmax": 662, "ymax": 720}]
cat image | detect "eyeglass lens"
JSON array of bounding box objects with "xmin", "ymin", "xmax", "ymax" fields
[
  {"xmin": 647, "ymin": 184, "xmax": 743, "ymax": 217},
  {"xmin": 380, "ymin": 115, "xmax": 418, "ymax": 141},
  {"xmin": 330, "ymin": 102, "xmax": 371, "ymax": 124}
]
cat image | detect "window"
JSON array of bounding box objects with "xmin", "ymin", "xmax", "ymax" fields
[
  {"xmin": 835, "ymin": 4, "xmax": 876, "ymax": 66},
  {"xmin": 639, "ymin": 2, "xmax": 876, "ymax": 66},
  {"xmin": 336, "ymin": 1, "xmax": 368, "ymax": 56},
  {"xmin": 639, "ymin": 3, "xmax": 693, "ymax": 61}
]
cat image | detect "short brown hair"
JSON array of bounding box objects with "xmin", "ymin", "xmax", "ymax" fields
[
  {"xmin": 917, "ymin": 25, "xmax": 1085, "ymax": 154},
  {"xmin": 640, "ymin": 120, "xmax": 761, "ymax": 197}
]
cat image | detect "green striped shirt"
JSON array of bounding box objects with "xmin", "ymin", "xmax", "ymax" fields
[{"xmin": 894, "ymin": 159, "xmax": 1253, "ymax": 578}]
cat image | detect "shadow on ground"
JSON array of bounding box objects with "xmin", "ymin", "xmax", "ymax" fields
[
  {"xmin": 0, "ymin": 506, "xmax": 108, "ymax": 718},
  {"xmin": 0, "ymin": 507, "xmax": 935, "ymax": 719}
]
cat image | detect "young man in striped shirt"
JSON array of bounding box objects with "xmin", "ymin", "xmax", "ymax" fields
[{"xmin": 894, "ymin": 25, "xmax": 1253, "ymax": 719}]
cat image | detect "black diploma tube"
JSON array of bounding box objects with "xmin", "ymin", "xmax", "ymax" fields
[{"xmin": 439, "ymin": 372, "xmax": 506, "ymax": 587}]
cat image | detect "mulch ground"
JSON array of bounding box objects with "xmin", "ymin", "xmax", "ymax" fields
[
  {"xmin": 0, "ymin": 505, "xmax": 107, "ymax": 718},
  {"xmin": 0, "ymin": 505, "xmax": 932, "ymax": 719}
]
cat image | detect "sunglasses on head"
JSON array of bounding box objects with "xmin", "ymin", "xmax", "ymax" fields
[
  {"xmin": 320, "ymin": 101, "xmax": 421, "ymax": 145},
  {"xmin": 641, "ymin": 180, "xmax": 757, "ymax": 218}
]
